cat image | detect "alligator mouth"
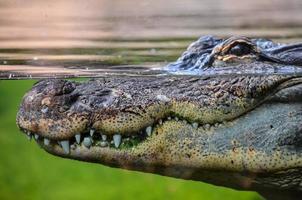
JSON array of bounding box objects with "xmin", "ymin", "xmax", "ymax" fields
[{"xmin": 21, "ymin": 114, "xmax": 225, "ymax": 154}]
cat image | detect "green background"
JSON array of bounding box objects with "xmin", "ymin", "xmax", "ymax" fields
[{"xmin": 0, "ymin": 80, "xmax": 262, "ymax": 200}]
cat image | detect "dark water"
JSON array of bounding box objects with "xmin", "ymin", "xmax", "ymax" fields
[{"xmin": 1, "ymin": 0, "xmax": 302, "ymax": 79}]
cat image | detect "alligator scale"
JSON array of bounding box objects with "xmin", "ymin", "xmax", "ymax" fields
[{"xmin": 17, "ymin": 36, "xmax": 302, "ymax": 200}]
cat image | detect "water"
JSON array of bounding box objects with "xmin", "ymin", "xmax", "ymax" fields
[{"xmin": 1, "ymin": 0, "xmax": 302, "ymax": 79}]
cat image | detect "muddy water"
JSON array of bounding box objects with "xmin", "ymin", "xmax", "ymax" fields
[{"xmin": 1, "ymin": 0, "xmax": 302, "ymax": 79}]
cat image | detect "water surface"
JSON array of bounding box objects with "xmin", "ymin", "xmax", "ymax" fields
[{"xmin": 1, "ymin": 0, "xmax": 302, "ymax": 79}]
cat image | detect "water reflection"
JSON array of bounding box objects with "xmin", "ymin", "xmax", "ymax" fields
[{"xmin": 1, "ymin": 0, "xmax": 302, "ymax": 79}]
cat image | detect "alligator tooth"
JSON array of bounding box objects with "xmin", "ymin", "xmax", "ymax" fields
[
  {"xmin": 101, "ymin": 134, "xmax": 107, "ymax": 141},
  {"xmin": 100, "ymin": 141, "xmax": 108, "ymax": 147},
  {"xmin": 44, "ymin": 138, "xmax": 50, "ymax": 146},
  {"xmin": 204, "ymin": 124, "xmax": 210, "ymax": 130},
  {"xmin": 71, "ymin": 144, "xmax": 76, "ymax": 150},
  {"xmin": 192, "ymin": 122, "xmax": 198, "ymax": 129},
  {"xmin": 167, "ymin": 117, "xmax": 171, "ymax": 120},
  {"xmin": 146, "ymin": 126, "xmax": 152, "ymax": 136},
  {"xmin": 159, "ymin": 119, "xmax": 163, "ymax": 125},
  {"xmin": 60, "ymin": 140, "xmax": 70, "ymax": 154},
  {"xmin": 156, "ymin": 95, "xmax": 170, "ymax": 102},
  {"xmin": 90, "ymin": 129, "xmax": 95, "ymax": 137},
  {"xmin": 113, "ymin": 134, "xmax": 121, "ymax": 148},
  {"xmin": 26, "ymin": 132, "xmax": 32, "ymax": 141},
  {"xmin": 83, "ymin": 137, "xmax": 92, "ymax": 148},
  {"xmin": 41, "ymin": 106, "xmax": 48, "ymax": 113},
  {"xmin": 34, "ymin": 134, "xmax": 39, "ymax": 140},
  {"xmin": 75, "ymin": 134, "xmax": 81, "ymax": 144},
  {"xmin": 27, "ymin": 135, "xmax": 32, "ymax": 141},
  {"xmin": 175, "ymin": 117, "xmax": 179, "ymax": 121}
]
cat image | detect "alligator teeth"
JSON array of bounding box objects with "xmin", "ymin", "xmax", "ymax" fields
[
  {"xmin": 146, "ymin": 126, "xmax": 152, "ymax": 136},
  {"xmin": 34, "ymin": 134, "xmax": 39, "ymax": 140},
  {"xmin": 75, "ymin": 134, "xmax": 81, "ymax": 144},
  {"xmin": 90, "ymin": 129, "xmax": 95, "ymax": 137},
  {"xmin": 192, "ymin": 122, "xmax": 198, "ymax": 129},
  {"xmin": 167, "ymin": 117, "xmax": 171, "ymax": 120},
  {"xmin": 175, "ymin": 117, "xmax": 179, "ymax": 121},
  {"xmin": 83, "ymin": 137, "xmax": 92, "ymax": 148},
  {"xmin": 101, "ymin": 134, "xmax": 107, "ymax": 141},
  {"xmin": 113, "ymin": 134, "xmax": 121, "ymax": 148},
  {"xmin": 44, "ymin": 138, "xmax": 50, "ymax": 146},
  {"xmin": 60, "ymin": 140, "xmax": 70, "ymax": 154},
  {"xmin": 159, "ymin": 119, "xmax": 163, "ymax": 125}
]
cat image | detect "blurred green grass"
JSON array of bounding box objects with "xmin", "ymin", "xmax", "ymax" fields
[{"xmin": 0, "ymin": 80, "xmax": 262, "ymax": 200}]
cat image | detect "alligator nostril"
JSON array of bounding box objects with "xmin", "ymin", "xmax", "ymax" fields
[{"xmin": 81, "ymin": 97, "xmax": 88, "ymax": 104}]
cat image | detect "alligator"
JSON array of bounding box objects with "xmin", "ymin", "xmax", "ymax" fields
[{"xmin": 16, "ymin": 36, "xmax": 302, "ymax": 200}]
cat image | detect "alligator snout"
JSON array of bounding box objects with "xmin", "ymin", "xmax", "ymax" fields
[
  {"xmin": 17, "ymin": 78, "xmax": 168, "ymax": 142},
  {"xmin": 17, "ymin": 79, "xmax": 90, "ymax": 140}
]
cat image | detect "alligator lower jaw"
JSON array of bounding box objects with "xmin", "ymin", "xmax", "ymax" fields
[{"xmin": 22, "ymin": 115, "xmax": 225, "ymax": 155}]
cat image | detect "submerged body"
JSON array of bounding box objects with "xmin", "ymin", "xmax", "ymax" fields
[{"xmin": 17, "ymin": 36, "xmax": 302, "ymax": 200}]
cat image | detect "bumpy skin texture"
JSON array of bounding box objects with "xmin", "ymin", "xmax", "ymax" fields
[{"xmin": 17, "ymin": 36, "xmax": 302, "ymax": 200}]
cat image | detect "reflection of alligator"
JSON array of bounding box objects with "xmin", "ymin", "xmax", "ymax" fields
[{"xmin": 17, "ymin": 36, "xmax": 302, "ymax": 200}]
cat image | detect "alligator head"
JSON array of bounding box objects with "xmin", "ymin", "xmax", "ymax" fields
[{"xmin": 17, "ymin": 36, "xmax": 302, "ymax": 200}]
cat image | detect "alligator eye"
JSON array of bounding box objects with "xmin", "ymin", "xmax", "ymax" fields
[{"xmin": 227, "ymin": 43, "xmax": 252, "ymax": 56}]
